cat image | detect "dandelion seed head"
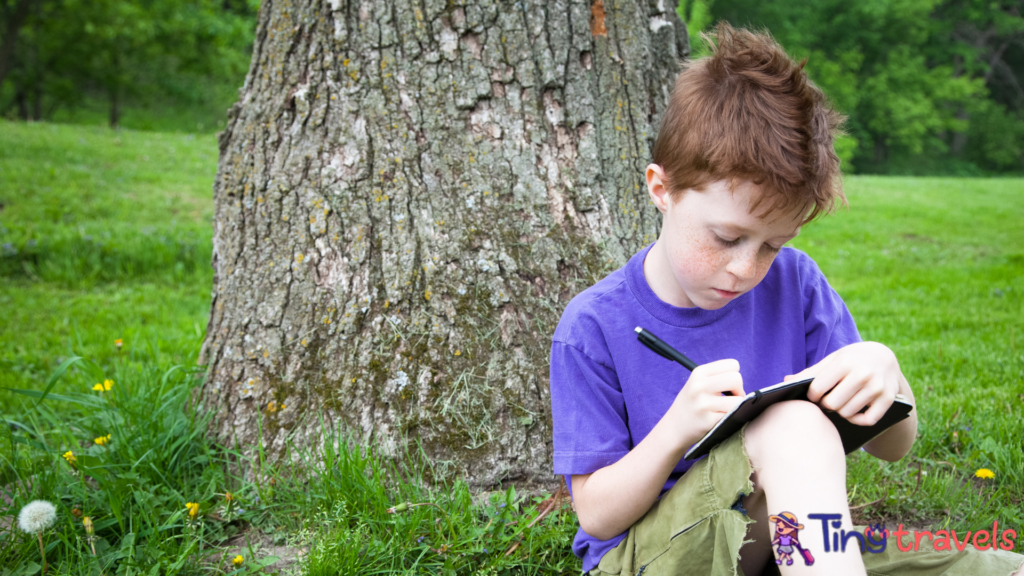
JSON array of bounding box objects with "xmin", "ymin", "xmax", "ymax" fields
[{"xmin": 18, "ymin": 500, "xmax": 57, "ymax": 533}]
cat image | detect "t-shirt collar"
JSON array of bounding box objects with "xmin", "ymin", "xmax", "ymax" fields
[{"xmin": 624, "ymin": 243, "xmax": 738, "ymax": 328}]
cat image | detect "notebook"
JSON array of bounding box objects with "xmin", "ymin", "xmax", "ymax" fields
[{"xmin": 683, "ymin": 377, "xmax": 914, "ymax": 461}]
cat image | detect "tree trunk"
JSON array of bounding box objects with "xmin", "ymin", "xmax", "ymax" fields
[{"xmin": 200, "ymin": 0, "xmax": 688, "ymax": 487}]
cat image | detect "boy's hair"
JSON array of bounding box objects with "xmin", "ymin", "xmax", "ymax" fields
[{"xmin": 653, "ymin": 22, "xmax": 846, "ymax": 222}]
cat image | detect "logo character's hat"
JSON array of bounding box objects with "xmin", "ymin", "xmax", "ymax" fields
[{"xmin": 769, "ymin": 512, "xmax": 804, "ymax": 530}]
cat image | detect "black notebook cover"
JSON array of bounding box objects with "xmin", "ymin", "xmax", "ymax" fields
[{"xmin": 683, "ymin": 377, "xmax": 914, "ymax": 461}]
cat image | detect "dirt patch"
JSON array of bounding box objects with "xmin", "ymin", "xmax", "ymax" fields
[{"xmin": 219, "ymin": 529, "xmax": 308, "ymax": 574}]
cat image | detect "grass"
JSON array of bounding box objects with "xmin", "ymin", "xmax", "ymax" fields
[
  {"xmin": 792, "ymin": 177, "xmax": 1024, "ymax": 527},
  {"xmin": 1, "ymin": 356, "xmax": 578, "ymax": 574},
  {"xmin": 1, "ymin": 121, "xmax": 1023, "ymax": 573},
  {"xmin": 0, "ymin": 120, "xmax": 216, "ymax": 407}
]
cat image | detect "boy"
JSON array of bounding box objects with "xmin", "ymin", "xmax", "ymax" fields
[{"xmin": 549, "ymin": 23, "xmax": 1024, "ymax": 576}]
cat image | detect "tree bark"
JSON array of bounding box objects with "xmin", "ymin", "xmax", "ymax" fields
[{"xmin": 200, "ymin": 0, "xmax": 688, "ymax": 487}]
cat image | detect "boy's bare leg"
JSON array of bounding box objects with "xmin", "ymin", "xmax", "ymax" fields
[{"xmin": 741, "ymin": 400, "xmax": 867, "ymax": 576}]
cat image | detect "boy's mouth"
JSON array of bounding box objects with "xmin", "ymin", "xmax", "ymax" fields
[{"xmin": 713, "ymin": 288, "xmax": 742, "ymax": 299}]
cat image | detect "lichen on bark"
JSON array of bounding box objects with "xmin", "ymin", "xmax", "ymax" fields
[{"xmin": 200, "ymin": 0, "xmax": 689, "ymax": 487}]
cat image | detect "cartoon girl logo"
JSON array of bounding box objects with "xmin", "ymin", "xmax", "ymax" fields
[{"xmin": 770, "ymin": 512, "xmax": 814, "ymax": 566}]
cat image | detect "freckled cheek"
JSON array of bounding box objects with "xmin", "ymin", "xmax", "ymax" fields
[
  {"xmin": 670, "ymin": 232, "xmax": 729, "ymax": 280},
  {"xmin": 754, "ymin": 252, "xmax": 777, "ymax": 280}
]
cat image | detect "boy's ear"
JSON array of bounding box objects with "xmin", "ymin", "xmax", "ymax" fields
[{"xmin": 646, "ymin": 164, "xmax": 671, "ymax": 214}]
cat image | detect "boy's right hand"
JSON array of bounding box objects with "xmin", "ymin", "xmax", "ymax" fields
[{"xmin": 665, "ymin": 359, "xmax": 746, "ymax": 449}]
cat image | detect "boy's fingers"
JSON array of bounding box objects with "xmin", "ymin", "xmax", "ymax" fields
[
  {"xmin": 709, "ymin": 395, "xmax": 745, "ymax": 414},
  {"xmin": 701, "ymin": 370, "xmax": 744, "ymax": 395},
  {"xmin": 837, "ymin": 386, "xmax": 876, "ymax": 421},
  {"xmin": 806, "ymin": 358, "xmax": 845, "ymax": 402},
  {"xmin": 693, "ymin": 358, "xmax": 740, "ymax": 377},
  {"xmin": 818, "ymin": 369, "xmax": 869, "ymax": 412},
  {"xmin": 849, "ymin": 397, "xmax": 892, "ymax": 427}
]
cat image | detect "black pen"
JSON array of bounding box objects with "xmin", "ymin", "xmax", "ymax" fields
[{"xmin": 635, "ymin": 326, "xmax": 734, "ymax": 395}]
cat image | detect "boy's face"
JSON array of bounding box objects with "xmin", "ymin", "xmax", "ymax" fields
[{"xmin": 644, "ymin": 165, "xmax": 804, "ymax": 310}]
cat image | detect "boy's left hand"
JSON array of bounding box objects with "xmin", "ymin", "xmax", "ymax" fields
[{"xmin": 784, "ymin": 341, "xmax": 903, "ymax": 426}]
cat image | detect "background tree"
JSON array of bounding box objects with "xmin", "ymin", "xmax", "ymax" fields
[
  {"xmin": 0, "ymin": 0, "xmax": 257, "ymax": 127},
  {"xmin": 199, "ymin": 0, "xmax": 688, "ymax": 486},
  {"xmin": 705, "ymin": 0, "xmax": 1024, "ymax": 173}
]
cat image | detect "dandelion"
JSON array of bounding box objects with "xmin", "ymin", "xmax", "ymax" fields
[
  {"xmin": 91, "ymin": 379, "xmax": 113, "ymax": 392},
  {"xmin": 975, "ymin": 468, "xmax": 995, "ymax": 480},
  {"xmin": 62, "ymin": 451, "xmax": 76, "ymax": 465},
  {"xmin": 185, "ymin": 501, "xmax": 201, "ymax": 530},
  {"xmin": 233, "ymin": 555, "xmax": 244, "ymax": 566},
  {"xmin": 82, "ymin": 516, "xmax": 98, "ymax": 556},
  {"xmin": 222, "ymin": 491, "xmax": 237, "ymax": 521},
  {"xmin": 94, "ymin": 434, "xmax": 111, "ymax": 446},
  {"xmin": 114, "ymin": 338, "xmax": 123, "ymax": 350},
  {"xmin": 19, "ymin": 500, "xmax": 56, "ymax": 575}
]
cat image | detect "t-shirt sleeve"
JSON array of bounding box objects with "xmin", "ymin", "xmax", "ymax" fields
[
  {"xmin": 803, "ymin": 260, "xmax": 862, "ymax": 366},
  {"xmin": 550, "ymin": 341, "xmax": 631, "ymax": 475}
]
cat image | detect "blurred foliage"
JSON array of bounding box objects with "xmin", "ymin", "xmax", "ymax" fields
[
  {"xmin": 0, "ymin": 0, "xmax": 257, "ymax": 130},
  {"xmin": 683, "ymin": 0, "xmax": 1024, "ymax": 175},
  {"xmin": 696, "ymin": 0, "xmax": 1024, "ymax": 172},
  {"xmin": 1, "ymin": 0, "xmax": 1021, "ymax": 173}
]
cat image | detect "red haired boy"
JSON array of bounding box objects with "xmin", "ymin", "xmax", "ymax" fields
[{"xmin": 549, "ymin": 22, "xmax": 1024, "ymax": 575}]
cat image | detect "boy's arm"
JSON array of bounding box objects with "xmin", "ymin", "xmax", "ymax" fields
[{"xmin": 571, "ymin": 360, "xmax": 745, "ymax": 540}]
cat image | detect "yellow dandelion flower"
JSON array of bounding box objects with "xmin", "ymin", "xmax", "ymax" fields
[
  {"xmin": 185, "ymin": 502, "xmax": 199, "ymax": 518},
  {"xmin": 224, "ymin": 491, "xmax": 233, "ymax": 502},
  {"xmin": 975, "ymin": 468, "xmax": 995, "ymax": 480},
  {"xmin": 232, "ymin": 555, "xmax": 244, "ymax": 566},
  {"xmin": 114, "ymin": 338, "xmax": 123, "ymax": 349},
  {"xmin": 103, "ymin": 379, "xmax": 113, "ymax": 391},
  {"xmin": 62, "ymin": 451, "xmax": 76, "ymax": 464},
  {"xmin": 92, "ymin": 383, "xmax": 104, "ymax": 391},
  {"xmin": 94, "ymin": 434, "xmax": 111, "ymax": 446}
]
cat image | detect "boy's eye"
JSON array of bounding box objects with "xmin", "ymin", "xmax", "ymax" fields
[
  {"xmin": 715, "ymin": 235, "xmax": 741, "ymax": 247},
  {"xmin": 763, "ymin": 243, "xmax": 782, "ymax": 254}
]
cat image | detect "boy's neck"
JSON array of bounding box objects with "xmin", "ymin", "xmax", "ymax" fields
[{"xmin": 643, "ymin": 241, "xmax": 697, "ymax": 309}]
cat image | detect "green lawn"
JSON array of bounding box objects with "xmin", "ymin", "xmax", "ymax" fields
[
  {"xmin": 1, "ymin": 121, "xmax": 1022, "ymax": 573},
  {"xmin": 0, "ymin": 121, "xmax": 216, "ymax": 407}
]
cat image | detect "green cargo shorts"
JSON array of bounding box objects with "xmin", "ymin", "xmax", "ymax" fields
[{"xmin": 589, "ymin": 427, "xmax": 1024, "ymax": 576}]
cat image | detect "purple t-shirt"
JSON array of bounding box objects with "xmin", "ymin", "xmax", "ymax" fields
[{"xmin": 549, "ymin": 244, "xmax": 860, "ymax": 572}]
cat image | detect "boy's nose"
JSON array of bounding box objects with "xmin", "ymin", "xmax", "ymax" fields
[{"xmin": 725, "ymin": 247, "xmax": 759, "ymax": 280}]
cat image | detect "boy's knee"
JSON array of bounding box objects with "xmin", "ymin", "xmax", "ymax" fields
[{"xmin": 744, "ymin": 400, "xmax": 843, "ymax": 464}]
